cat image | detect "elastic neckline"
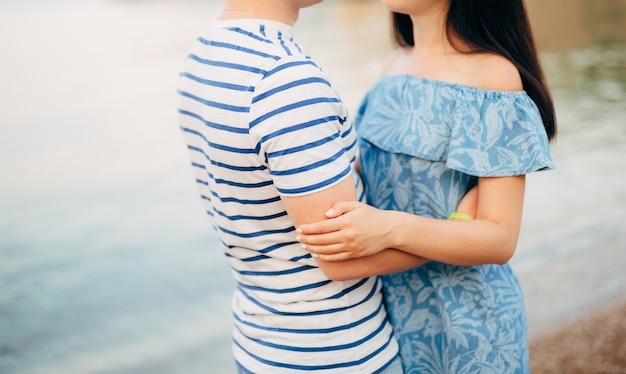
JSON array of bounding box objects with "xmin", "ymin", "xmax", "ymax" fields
[{"xmin": 379, "ymin": 74, "xmax": 529, "ymax": 97}]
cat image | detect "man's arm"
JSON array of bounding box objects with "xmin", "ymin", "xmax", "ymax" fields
[
  {"xmin": 281, "ymin": 176, "xmax": 428, "ymax": 281},
  {"xmin": 251, "ymin": 56, "xmax": 429, "ymax": 281}
]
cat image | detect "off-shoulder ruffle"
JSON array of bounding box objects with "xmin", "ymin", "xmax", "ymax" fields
[{"xmin": 356, "ymin": 75, "xmax": 554, "ymax": 177}]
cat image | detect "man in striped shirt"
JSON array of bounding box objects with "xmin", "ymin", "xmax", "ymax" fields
[{"xmin": 177, "ymin": 1, "xmax": 424, "ymax": 372}]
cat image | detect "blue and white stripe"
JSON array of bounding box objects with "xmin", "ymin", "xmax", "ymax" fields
[{"xmin": 177, "ymin": 19, "xmax": 398, "ymax": 373}]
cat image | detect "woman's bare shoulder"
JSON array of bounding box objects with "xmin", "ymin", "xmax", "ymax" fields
[{"xmin": 474, "ymin": 53, "xmax": 523, "ymax": 91}]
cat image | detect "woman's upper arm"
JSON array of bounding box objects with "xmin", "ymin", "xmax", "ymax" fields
[{"xmin": 476, "ymin": 175, "xmax": 526, "ymax": 258}]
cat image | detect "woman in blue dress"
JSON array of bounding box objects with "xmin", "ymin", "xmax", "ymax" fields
[{"xmin": 297, "ymin": 0, "xmax": 556, "ymax": 372}]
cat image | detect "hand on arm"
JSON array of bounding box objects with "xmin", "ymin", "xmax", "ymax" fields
[
  {"xmin": 297, "ymin": 185, "xmax": 480, "ymax": 260},
  {"xmin": 282, "ymin": 177, "xmax": 428, "ymax": 281},
  {"xmin": 296, "ymin": 200, "xmax": 397, "ymax": 258},
  {"xmin": 298, "ymin": 177, "xmax": 524, "ymax": 266}
]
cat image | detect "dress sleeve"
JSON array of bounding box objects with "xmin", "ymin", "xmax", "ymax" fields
[
  {"xmin": 446, "ymin": 92, "xmax": 555, "ymax": 177},
  {"xmin": 248, "ymin": 56, "xmax": 354, "ymax": 196}
]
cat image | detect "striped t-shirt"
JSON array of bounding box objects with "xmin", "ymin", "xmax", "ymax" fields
[{"xmin": 177, "ymin": 19, "xmax": 399, "ymax": 373}]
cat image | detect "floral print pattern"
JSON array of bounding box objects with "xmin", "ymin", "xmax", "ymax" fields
[{"xmin": 355, "ymin": 75, "xmax": 554, "ymax": 374}]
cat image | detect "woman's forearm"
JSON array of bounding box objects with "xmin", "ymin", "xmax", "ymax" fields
[
  {"xmin": 318, "ymin": 249, "xmax": 429, "ymax": 281},
  {"xmin": 376, "ymin": 176, "xmax": 525, "ymax": 265},
  {"xmin": 387, "ymin": 211, "xmax": 518, "ymax": 266},
  {"xmin": 299, "ymin": 176, "xmax": 525, "ymax": 266}
]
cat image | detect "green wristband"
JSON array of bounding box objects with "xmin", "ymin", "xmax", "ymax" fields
[{"xmin": 447, "ymin": 211, "xmax": 472, "ymax": 221}]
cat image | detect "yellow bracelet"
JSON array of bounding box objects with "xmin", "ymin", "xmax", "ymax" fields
[{"xmin": 447, "ymin": 211, "xmax": 472, "ymax": 221}]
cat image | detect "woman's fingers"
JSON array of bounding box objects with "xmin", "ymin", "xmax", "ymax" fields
[
  {"xmin": 298, "ymin": 201, "xmax": 364, "ymax": 234},
  {"xmin": 298, "ymin": 216, "xmax": 344, "ymax": 235},
  {"xmin": 324, "ymin": 200, "xmax": 363, "ymax": 218},
  {"xmin": 297, "ymin": 230, "xmax": 344, "ymax": 247},
  {"xmin": 296, "ymin": 201, "xmax": 381, "ymax": 260},
  {"xmin": 303, "ymin": 242, "xmax": 347, "ymax": 256}
]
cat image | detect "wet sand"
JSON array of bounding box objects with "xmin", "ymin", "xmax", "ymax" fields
[{"xmin": 530, "ymin": 299, "xmax": 626, "ymax": 373}]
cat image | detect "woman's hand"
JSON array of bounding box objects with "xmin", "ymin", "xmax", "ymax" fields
[
  {"xmin": 297, "ymin": 201, "xmax": 395, "ymax": 261},
  {"xmin": 297, "ymin": 186, "xmax": 479, "ymax": 261}
]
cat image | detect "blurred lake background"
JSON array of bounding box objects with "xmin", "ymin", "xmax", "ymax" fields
[{"xmin": 0, "ymin": 0, "xmax": 624, "ymax": 373}]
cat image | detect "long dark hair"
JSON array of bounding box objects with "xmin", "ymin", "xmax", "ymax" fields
[{"xmin": 392, "ymin": 0, "xmax": 557, "ymax": 140}]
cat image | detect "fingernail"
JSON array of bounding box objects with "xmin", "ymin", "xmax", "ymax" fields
[
  {"xmin": 311, "ymin": 253, "xmax": 318, "ymax": 259},
  {"xmin": 296, "ymin": 228, "xmax": 302, "ymax": 234},
  {"xmin": 301, "ymin": 244, "xmax": 307, "ymax": 250},
  {"xmin": 295, "ymin": 236, "xmax": 301, "ymax": 242},
  {"xmin": 325, "ymin": 209, "xmax": 334, "ymax": 216}
]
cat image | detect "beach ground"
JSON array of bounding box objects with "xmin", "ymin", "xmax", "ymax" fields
[{"xmin": 529, "ymin": 299, "xmax": 626, "ymax": 373}]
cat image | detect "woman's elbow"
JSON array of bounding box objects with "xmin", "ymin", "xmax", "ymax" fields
[
  {"xmin": 491, "ymin": 240, "xmax": 517, "ymax": 265},
  {"xmin": 485, "ymin": 225, "xmax": 519, "ymax": 265},
  {"xmin": 494, "ymin": 250, "xmax": 514, "ymax": 265}
]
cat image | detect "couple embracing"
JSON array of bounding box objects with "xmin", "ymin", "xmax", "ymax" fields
[{"xmin": 177, "ymin": 0, "xmax": 555, "ymax": 372}]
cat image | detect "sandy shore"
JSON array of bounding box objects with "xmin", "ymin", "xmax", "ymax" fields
[{"xmin": 529, "ymin": 299, "xmax": 626, "ymax": 373}]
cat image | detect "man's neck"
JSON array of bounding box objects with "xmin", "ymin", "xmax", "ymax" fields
[{"xmin": 220, "ymin": 0, "xmax": 299, "ymax": 26}]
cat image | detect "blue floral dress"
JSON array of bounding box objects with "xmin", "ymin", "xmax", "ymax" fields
[{"xmin": 355, "ymin": 75, "xmax": 554, "ymax": 374}]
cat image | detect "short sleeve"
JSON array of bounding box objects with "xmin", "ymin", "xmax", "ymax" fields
[
  {"xmin": 446, "ymin": 93, "xmax": 554, "ymax": 177},
  {"xmin": 248, "ymin": 56, "xmax": 354, "ymax": 196}
]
